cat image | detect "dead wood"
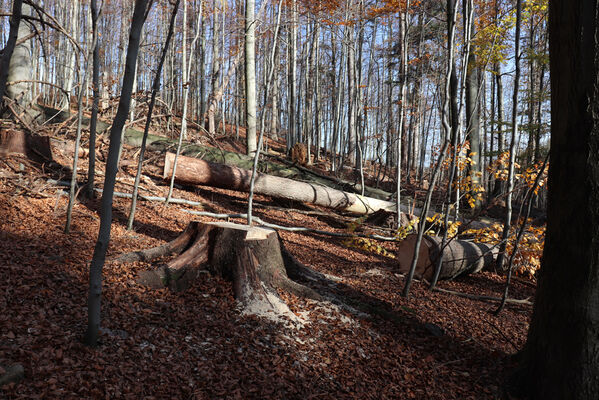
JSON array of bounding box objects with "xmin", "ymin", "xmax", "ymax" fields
[
  {"xmin": 163, "ymin": 152, "xmax": 400, "ymax": 216},
  {"xmin": 182, "ymin": 209, "xmax": 399, "ymax": 241},
  {"xmin": 119, "ymin": 221, "xmax": 321, "ymax": 317},
  {"xmin": 397, "ymin": 234, "xmax": 498, "ymax": 281},
  {"xmin": 0, "ymin": 129, "xmax": 52, "ymax": 161}
]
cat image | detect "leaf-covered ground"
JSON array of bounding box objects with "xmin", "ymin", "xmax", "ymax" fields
[{"xmin": 0, "ymin": 137, "xmax": 534, "ymax": 399}]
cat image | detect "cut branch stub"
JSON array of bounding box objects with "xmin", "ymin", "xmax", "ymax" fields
[
  {"xmin": 134, "ymin": 221, "xmax": 317, "ymax": 317},
  {"xmin": 397, "ymin": 234, "xmax": 498, "ymax": 281}
]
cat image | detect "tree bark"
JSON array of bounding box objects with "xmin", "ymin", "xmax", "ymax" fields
[
  {"xmin": 86, "ymin": 0, "xmax": 101, "ymax": 198},
  {"xmin": 85, "ymin": 0, "xmax": 151, "ymax": 347},
  {"xmin": 397, "ymin": 234, "xmax": 498, "ymax": 281},
  {"xmin": 517, "ymin": 1, "xmax": 599, "ymax": 398},
  {"xmin": 245, "ymin": 0, "xmax": 257, "ymax": 154},
  {"xmin": 0, "ymin": 0, "xmax": 23, "ymax": 111},
  {"xmin": 163, "ymin": 152, "xmax": 402, "ymax": 215},
  {"xmin": 6, "ymin": 3, "xmax": 32, "ymax": 108},
  {"xmin": 131, "ymin": 221, "xmax": 319, "ymax": 317},
  {"xmin": 464, "ymin": 0, "xmax": 481, "ymax": 208}
]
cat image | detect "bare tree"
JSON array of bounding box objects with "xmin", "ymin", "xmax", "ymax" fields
[
  {"xmin": 245, "ymin": 0, "xmax": 257, "ymax": 155},
  {"xmin": 85, "ymin": 0, "xmax": 153, "ymax": 347}
]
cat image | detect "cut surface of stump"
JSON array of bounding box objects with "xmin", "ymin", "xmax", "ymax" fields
[
  {"xmin": 131, "ymin": 221, "xmax": 315, "ymax": 323},
  {"xmin": 397, "ymin": 234, "xmax": 498, "ymax": 281}
]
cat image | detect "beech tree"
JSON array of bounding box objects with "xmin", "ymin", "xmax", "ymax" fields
[
  {"xmin": 512, "ymin": 0, "xmax": 599, "ymax": 397},
  {"xmin": 245, "ymin": 0, "xmax": 257, "ymax": 155},
  {"xmin": 85, "ymin": 0, "xmax": 152, "ymax": 347}
]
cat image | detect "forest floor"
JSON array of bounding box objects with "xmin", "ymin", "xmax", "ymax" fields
[{"xmin": 0, "ymin": 123, "xmax": 535, "ymax": 399}]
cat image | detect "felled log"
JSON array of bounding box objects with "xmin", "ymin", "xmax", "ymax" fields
[
  {"xmin": 397, "ymin": 234, "xmax": 498, "ymax": 280},
  {"xmin": 121, "ymin": 221, "xmax": 319, "ymax": 318},
  {"xmin": 164, "ymin": 152, "xmax": 398, "ymax": 215}
]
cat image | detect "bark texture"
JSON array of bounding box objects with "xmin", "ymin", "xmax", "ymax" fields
[
  {"xmin": 519, "ymin": 1, "xmax": 599, "ymax": 398},
  {"xmin": 6, "ymin": 4, "xmax": 32, "ymax": 107},
  {"xmin": 0, "ymin": 129, "xmax": 52, "ymax": 161},
  {"xmin": 163, "ymin": 152, "xmax": 400, "ymax": 215},
  {"xmin": 397, "ymin": 234, "xmax": 497, "ymax": 281},
  {"xmin": 130, "ymin": 221, "xmax": 319, "ymax": 315}
]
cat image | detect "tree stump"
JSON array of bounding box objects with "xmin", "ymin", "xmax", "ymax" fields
[
  {"xmin": 0, "ymin": 129, "xmax": 52, "ymax": 162},
  {"xmin": 122, "ymin": 221, "xmax": 319, "ymax": 318},
  {"xmin": 397, "ymin": 234, "xmax": 498, "ymax": 281}
]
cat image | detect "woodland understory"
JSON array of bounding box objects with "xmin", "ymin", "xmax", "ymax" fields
[
  {"xmin": 0, "ymin": 0, "xmax": 553, "ymax": 398},
  {"xmin": 0, "ymin": 117, "xmax": 535, "ymax": 399}
]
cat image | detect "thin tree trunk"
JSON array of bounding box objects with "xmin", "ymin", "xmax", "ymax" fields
[
  {"xmin": 402, "ymin": 0, "xmax": 457, "ymax": 297},
  {"xmin": 464, "ymin": 0, "xmax": 481, "ymax": 209},
  {"xmin": 86, "ymin": 0, "xmax": 151, "ymax": 347},
  {"xmin": 396, "ymin": 3, "xmax": 409, "ymax": 228},
  {"xmin": 247, "ymin": 0, "xmax": 283, "ymax": 224},
  {"xmin": 245, "ymin": 0, "xmax": 257, "ymax": 155},
  {"xmin": 496, "ymin": 0, "xmax": 522, "ymax": 272},
  {"xmin": 86, "ymin": 0, "xmax": 102, "ymax": 199},
  {"xmin": 65, "ymin": 3, "xmax": 95, "ymax": 234},
  {"xmin": 127, "ymin": 0, "xmax": 179, "ymax": 230}
]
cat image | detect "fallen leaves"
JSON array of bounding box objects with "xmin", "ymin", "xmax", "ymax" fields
[{"xmin": 0, "ymin": 144, "xmax": 534, "ymax": 399}]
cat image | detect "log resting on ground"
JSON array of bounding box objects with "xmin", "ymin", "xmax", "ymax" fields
[
  {"xmin": 164, "ymin": 152, "xmax": 401, "ymax": 215},
  {"xmin": 38, "ymin": 105, "xmax": 398, "ymax": 202},
  {"xmin": 397, "ymin": 234, "xmax": 498, "ymax": 280},
  {"xmin": 123, "ymin": 221, "xmax": 319, "ymax": 317}
]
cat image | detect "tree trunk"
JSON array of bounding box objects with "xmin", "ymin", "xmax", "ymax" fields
[
  {"xmin": 397, "ymin": 234, "xmax": 497, "ymax": 281},
  {"xmin": 517, "ymin": 1, "xmax": 599, "ymax": 398},
  {"xmin": 85, "ymin": 0, "xmax": 151, "ymax": 347},
  {"xmin": 245, "ymin": 0, "xmax": 257, "ymax": 155},
  {"xmin": 5, "ymin": 3, "xmax": 38, "ymax": 122},
  {"xmin": 127, "ymin": 0, "xmax": 180, "ymax": 230},
  {"xmin": 128, "ymin": 221, "xmax": 318, "ymax": 318},
  {"xmin": 86, "ymin": 0, "xmax": 101, "ymax": 198},
  {"xmin": 496, "ymin": 0, "xmax": 522, "ymax": 272},
  {"xmin": 464, "ymin": 2, "xmax": 481, "ymax": 208},
  {"xmin": 163, "ymin": 152, "xmax": 403, "ymax": 215},
  {"xmin": 0, "ymin": 0, "xmax": 23, "ymax": 111}
]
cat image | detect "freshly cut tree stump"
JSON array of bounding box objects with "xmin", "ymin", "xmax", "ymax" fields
[
  {"xmin": 122, "ymin": 221, "xmax": 319, "ymax": 318},
  {"xmin": 397, "ymin": 234, "xmax": 498, "ymax": 281}
]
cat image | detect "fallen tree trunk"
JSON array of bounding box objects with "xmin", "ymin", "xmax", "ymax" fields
[
  {"xmin": 122, "ymin": 221, "xmax": 319, "ymax": 319},
  {"xmin": 164, "ymin": 152, "xmax": 400, "ymax": 215},
  {"xmin": 397, "ymin": 234, "xmax": 498, "ymax": 280}
]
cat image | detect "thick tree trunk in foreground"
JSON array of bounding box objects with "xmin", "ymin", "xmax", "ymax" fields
[
  {"xmin": 516, "ymin": 1, "xmax": 599, "ymax": 398},
  {"xmin": 163, "ymin": 152, "xmax": 401, "ymax": 215},
  {"xmin": 122, "ymin": 221, "xmax": 317, "ymax": 317},
  {"xmin": 397, "ymin": 234, "xmax": 497, "ymax": 281}
]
